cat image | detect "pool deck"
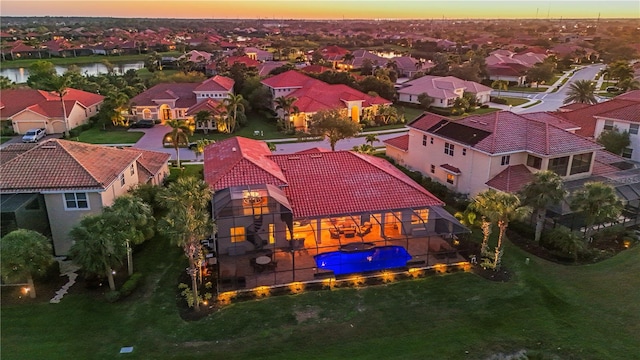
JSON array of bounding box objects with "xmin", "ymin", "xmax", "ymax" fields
[{"xmin": 214, "ymin": 234, "xmax": 469, "ymax": 291}]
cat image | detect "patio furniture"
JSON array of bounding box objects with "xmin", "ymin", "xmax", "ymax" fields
[
  {"xmin": 343, "ymin": 229, "xmax": 356, "ymax": 238},
  {"xmin": 329, "ymin": 228, "xmax": 341, "ymax": 239},
  {"xmin": 357, "ymin": 222, "xmax": 372, "ymax": 236},
  {"xmin": 256, "ymin": 255, "xmax": 271, "ymax": 265}
]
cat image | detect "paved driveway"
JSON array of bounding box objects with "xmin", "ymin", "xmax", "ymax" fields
[{"xmin": 130, "ymin": 125, "xmax": 198, "ymax": 161}]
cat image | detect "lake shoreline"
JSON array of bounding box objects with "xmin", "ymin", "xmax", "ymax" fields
[{"xmin": 0, "ymin": 51, "xmax": 182, "ymax": 69}]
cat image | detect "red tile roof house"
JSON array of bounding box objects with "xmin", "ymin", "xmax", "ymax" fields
[
  {"xmin": 261, "ymin": 70, "xmax": 391, "ymax": 131},
  {"xmin": 384, "ymin": 111, "xmax": 606, "ymax": 197},
  {"xmin": 0, "ymin": 139, "xmax": 170, "ymax": 255},
  {"xmin": 0, "ymin": 88, "xmax": 104, "ymax": 135},
  {"xmin": 557, "ymin": 91, "xmax": 640, "ymax": 162},
  {"xmin": 397, "ymin": 76, "xmax": 492, "ymax": 108},
  {"xmin": 129, "ymin": 75, "xmax": 234, "ymax": 131},
  {"xmin": 485, "ymin": 50, "xmax": 547, "ymax": 86},
  {"xmin": 204, "ymin": 137, "xmax": 468, "ymax": 291}
]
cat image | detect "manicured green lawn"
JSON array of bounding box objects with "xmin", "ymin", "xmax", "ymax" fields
[
  {"xmin": 451, "ymin": 107, "xmax": 501, "ymax": 119},
  {"xmin": 76, "ymin": 127, "xmax": 144, "ymax": 144},
  {"xmin": 393, "ymin": 105, "xmax": 424, "ymax": 122},
  {"xmin": 167, "ymin": 164, "xmax": 204, "ymax": 182},
  {"xmin": 501, "ymin": 97, "xmax": 530, "ymax": 106},
  {"xmin": 507, "ymin": 86, "xmax": 547, "ymax": 93},
  {"xmin": 0, "ymin": 136, "xmax": 15, "ymax": 144},
  {"xmin": 2, "ymin": 228, "xmax": 639, "ymax": 359}
]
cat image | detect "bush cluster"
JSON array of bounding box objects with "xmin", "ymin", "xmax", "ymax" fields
[
  {"xmin": 490, "ymin": 97, "xmax": 508, "ymax": 105},
  {"xmin": 104, "ymin": 272, "xmax": 144, "ymax": 303}
]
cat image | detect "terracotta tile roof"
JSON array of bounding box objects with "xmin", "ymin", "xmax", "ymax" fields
[
  {"xmin": 383, "ymin": 134, "xmax": 409, "ymax": 151},
  {"xmin": 555, "ymin": 99, "xmax": 640, "ymax": 137},
  {"xmin": 485, "ymin": 164, "xmax": 534, "ymax": 193},
  {"xmin": 440, "ymin": 164, "xmax": 461, "ymax": 174},
  {"xmin": 399, "ymin": 75, "xmax": 491, "ymax": 98},
  {"xmin": 269, "ymin": 151, "xmax": 443, "ymax": 218},
  {"xmin": 194, "ymin": 75, "xmax": 234, "ymax": 92},
  {"xmin": 0, "ymin": 89, "xmax": 104, "ymax": 119},
  {"xmin": 286, "ymin": 82, "xmax": 391, "ymax": 113},
  {"xmin": 226, "ymin": 56, "xmax": 259, "ymax": 68},
  {"xmin": 558, "ymin": 102, "xmax": 591, "ymax": 112},
  {"xmin": 595, "ymin": 102, "xmax": 640, "ymax": 122},
  {"xmin": 0, "ymin": 143, "xmax": 37, "ymax": 164},
  {"xmin": 407, "ymin": 112, "xmax": 449, "ymax": 132},
  {"xmin": 204, "ymin": 137, "xmax": 444, "ymax": 219},
  {"xmin": 520, "ymin": 112, "xmax": 581, "ymax": 132},
  {"xmin": 300, "ymin": 65, "xmax": 333, "ymax": 74},
  {"xmin": 294, "ymin": 147, "xmax": 331, "ymax": 154},
  {"xmin": 614, "ymin": 90, "xmax": 640, "ymax": 102},
  {"xmin": 261, "ymin": 70, "xmax": 322, "ymax": 89},
  {"xmin": 130, "ymin": 83, "xmax": 199, "ymax": 108},
  {"xmin": 0, "ymin": 139, "xmax": 140, "ymax": 193},
  {"xmin": 204, "ymin": 137, "xmax": 286, "ymax": 190},
  {"xmin": 186, "ymin": 99, "xmax": 222, "ymax": 116},
  {"xmin": 124, "ymin": 147, "xmax": 171, "ymax": 183}
]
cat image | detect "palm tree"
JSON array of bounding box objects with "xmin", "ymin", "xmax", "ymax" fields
[
  {"xmin": 352, "ymin": 144, "xmax": 376, "ymax": 154},
  {"xmin": 618, "ymin": 78, "xmax": 640, "ymax": 92},
  {"xmin": 104, "ymin": 195, "xmax": 155, "ymax": 276},
  {"xmin": 274, "ymin": 96, "xmax": 299, "ymax": 132},
  {"xmin": 165, "ymin": 119, "xmax": 194, "ymax": 169},
  {"xmin": 194, "ymin": 110, "xmax": 212, "ymax": 134},
  {"xmin": 472, "ymin": 189, "xmax": 530, "ymax": 269},
  {"xmin": 365, "ymin": 133, "xmax": 379, "ymax": 147},
  {"xmin": 1, "ymin": 229, "xmax": 55, "ymax": 298},
  {"xmin": 564, "ymin": 79, "xmax": 598, "ymax": 105},
  {"xmin": 570, "ymin": 182, "xmax": 624, "ymax": 239},
  {"xmin": 491, "ymin": 80, "xmax": 508, "ymax": 97},
  {"xmin": 546, "ymin": 227, "xmax": 585, "ymax": 263},
  {"xmin": 519, "ymin": 171, "xmax": 567, "ymax": 243},
  {"xmin": 191, "ymin": 139, "xmax": 214, "ymax": 161},
  {"xmin": 45, "ymin": 75, "xmax": 71, "ymax": 137},
  {"xmin": 158, "ymin": 177, "xmax": 214, "ymax": 312},
  {"xmin": 69, "ymin": 215, "xmax": 127, "ymax": 291},
  {"xmin": 222, "ymin": 94, "xmax": 245, "ymax": 134}
]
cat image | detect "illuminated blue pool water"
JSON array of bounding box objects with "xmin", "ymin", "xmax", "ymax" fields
[{"xmin": 314, "ymin": 246, "xmax": 412, "ymax": 276}]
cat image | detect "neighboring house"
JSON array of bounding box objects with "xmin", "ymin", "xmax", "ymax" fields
[
  {"xmin": 557, "ymin": 90, "xmax": 640, "ymax": 161},
  {"xmin": 337, "ymin": 49, "xmax": 386, "ymax": 71},
  {"xmin": 178, "ymin": 50, "xmax": 214, "ymax": 63},
  {"xmin": 0, "ymin": 88, "xmax": 104, "ymax": 135},
  {"xmin": 0, "ymin": 139, "xmax": 170, "ymax": 255},
  {"xmin": 243, "ymin": 47, "xmax": 274, "ymax": 62},
  {"xmin": 397, "ymin": 76, "xmax": 492, "ymax": 108},
  {"xmin": 130, "ymin": 75, "xmax": 234, "ymax": 129},
  {"xmin": 485, "ymin": 49, "xmax": 547, "ymax": 86},
  {"xmin": 204, "ymin": 137, "xmax": 468, "ymax": 289},
  {"xmin": 313, "ymin": 45, "xmax": 350, "ymax": 68},
  {"xmin": 392, "ymin": 56, "xmax": 435, "ymax": 78},
  {"xmin": 261, "ymin": 70, "xmax": 391, "ymax": 130},
  {"xmin": 384, "ymin": 111, "xmax": 602, "ymax": 197}
]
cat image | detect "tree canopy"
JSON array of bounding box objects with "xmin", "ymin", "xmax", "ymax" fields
[{"xmin": 309, "ymin": 109, "xmax": 361, "ymax": 151}]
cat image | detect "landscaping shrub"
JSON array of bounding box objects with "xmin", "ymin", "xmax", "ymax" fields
[
  {"xmin": 36, "ymin": 260, "xmax": 61, "ymax": 283},
  {"xmin": 490, "ymin": 96, "xmax": 508, "ymax": 105},
  {"xmin": 480, "ymin": 104, "xmax": 489, "ymax": 109},
  {"xmin": 120, "ymin": 273, "xmax": 144, "ymax": 297},
  {"xmin": 105, "ymin": 290, "xmax": 121, "ymax": 303},
  {"xmin": 508, "ymin": 220, "xmax": 535, "ymax": 240},
  {"xmin": 426, "ymin": 107, "xmax": 452, "ymax": 116}
]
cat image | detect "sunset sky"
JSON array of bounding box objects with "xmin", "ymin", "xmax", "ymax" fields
[{"xmin": 0, "ymin": 0, "xmax": 638, "ymax": 20}]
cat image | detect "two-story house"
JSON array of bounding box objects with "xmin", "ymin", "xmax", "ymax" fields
[
  {"xmin": 130, "ymin": 75, "xmax": 234, "ymax": 131},
  {"xmin": 385, "ymin": 111, "xmax": 602, "ymax": 197},
  {"xmin": 0, "ymin": 140, "xmax": 170, "ymax": 255}
]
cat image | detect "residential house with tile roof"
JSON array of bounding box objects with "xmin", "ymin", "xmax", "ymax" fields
[
  {"xmin": 261, "ymin": 70, "xmax": 391, "ymax": 131},
  {"xmin": 0, "ymin": 139, "xmax": 170, "ymax": 255},
  {"xmin": 130, "ymin": 75, "xmax": 234, "ymax": 130},
  {"xmin": 0, "ymin": 88, "xmax": 104, "ymax": 135},
  {"xmin": 384, "ymin": 111, "xmax": 603, "ymax": 197},
  {"xmin": 557, "ymin": 91, "xmax": 640, "ymax": 162},
  {"xmin": 485, "ymin": 49, "xmax": 547, "ymax": 86},
  {"xmin": 397, "ymin": 76, "xmax": 492, "ymax": 109},
  {"xmin": 204, "ymin": 137, "xmax": 467, "ymax": 289}
]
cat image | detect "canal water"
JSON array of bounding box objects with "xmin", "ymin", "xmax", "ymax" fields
[{"xmin": 0, "ymin": 61, "xmax": 145, "ymax": 83}]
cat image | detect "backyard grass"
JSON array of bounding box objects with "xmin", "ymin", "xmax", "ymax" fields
[
  {"xmin": 393, "ymin": 105, "xmax": 424, "ymax": 122},
  {"xmin": 2, "ymin": 229, "xmax": 639, "ymax": 360},
  {"xmin": 167, "ymin": 164, "xmax": 204, "ymax": 182},
  {"xmin": 76, "ymin": 127, "xmax": 144, "ymax": 144},
  {"xmin": 0, "ymin": 136, "xmax": 14, "ymax": 144},
  {"xmin": 451, "ymin": 107, "xmax": 501, "ymax": 119},
  {"xmin": 0, "ymin": 52, "xmax": 183, "ymax": 69}
]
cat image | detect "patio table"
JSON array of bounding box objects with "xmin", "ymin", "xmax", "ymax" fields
[{"xmin": 256, "ymin": 256, "xmax": 271, "ymax": 265}]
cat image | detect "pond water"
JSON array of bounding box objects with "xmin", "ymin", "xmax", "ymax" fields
[{"xmin": 0, "ymin": 61, "xmax": 145, "ymax": 84}]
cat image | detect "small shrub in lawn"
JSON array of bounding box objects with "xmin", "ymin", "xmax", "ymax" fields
[
  {"xmin": 120, "ymin": 273, "xmax": 144, "ymax": 297},
  {"xmin": 490, "ymin": 96, "xmax": 508, "ymax": 105},
  {"xmin": 105, "ymin": 290, "xmax": 121, "ymax": 303}
]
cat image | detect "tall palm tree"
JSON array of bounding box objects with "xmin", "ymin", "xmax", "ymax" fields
[
  {"xmin": 570, "ymin": 182, "xmax": 623, "ymax": 239},
  {"xmin": 519, "ymin": 171, "xmax": 567, "ymax": 243},
  {"xmin": 472, "ymin": 189, "xmax": 530, "ymax": 269},
  {"xmin": 491, "ymin": 79, "xmax": 508, "ymax": 98},
  {"xmin": 104, "ymin": 195, "xmax": 154, "ymax": 276},
  {"xmin": 365, "ymin": 133, "xmax": 379, "ymax": 147},
  {"xmin": 191, "ymin": 139, "xmax": 214, "ymax": 161},
  {"xmin": 194, "ymin": 110, "xmax": 213, "ymax": 134},
  {"xmin": 222, "ymin": 94, "xmax": 245, "ymax": 134},
  {"xmin": 46, "ymin": 75, "xmax": 71, "ymax": 137},
  {"xmin": 69, "ymin": 215, "xmax": 127, "ymax": 291},
  {"xmin": 564, "ymin": 79, "xmax": 598, "ymax": 105},
  {"xmin": 158, "ymin": 177, "xmax": 214, "ymax": 312},
  {"xmin": 165, "ymin": 119, "xmax": 194, "ymax": 169},
  {"xmin": 274, "ymin": 96, "xmax": 299, "ymax": 132}
]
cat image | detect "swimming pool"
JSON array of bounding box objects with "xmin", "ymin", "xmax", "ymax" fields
[{"xmin": 314, "ymin": 245, "xmax": 412, "ymax": 276}]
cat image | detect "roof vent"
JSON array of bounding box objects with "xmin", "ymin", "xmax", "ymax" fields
[
  {"xmin": 41, "ymin": 145, "xmax": 57, "ymax": 149},
  {"xmin": 287, "ymin": 156, "xmax": 300, "ymax": 160},
  {"xmin": 478, "ymin": 121, "xmax": 488, "ymax": 126},
  {"xmin": 469, "ymin": 119, "xmax": 478, "ymax": 123},
  {"xmin": 232, "ymin": 147, "xmax": 237, "ymax": 152},
  {"xmin": 309, "ymin": 154, "xmax": 323, "ymax": 158}
]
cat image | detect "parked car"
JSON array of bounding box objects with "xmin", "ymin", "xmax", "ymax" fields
[
  {"xmin": 606, "ymin": 86, "xmax": 621, "ymax": 93},
  {"xmin": 22, "ymin": 128, "xmax": 46, "ymax": 143},
  {"xmin": 129, "ymin": 120, "xmax": 155, "ymax": 128}
]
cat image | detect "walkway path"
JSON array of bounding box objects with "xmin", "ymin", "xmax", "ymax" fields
[{"xmin": 49, "ymin": 258, "xmax": 80, "ymax": 304}]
